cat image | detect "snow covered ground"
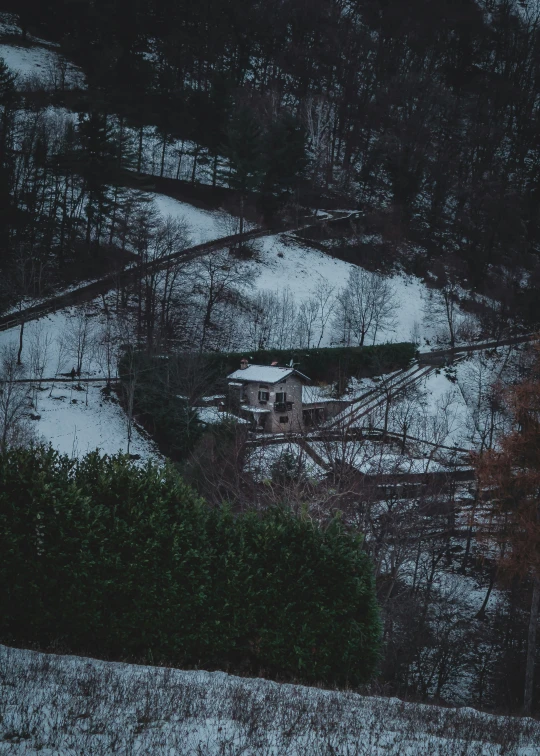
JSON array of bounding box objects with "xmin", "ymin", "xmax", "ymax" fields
[
  {"xmin": 1, "ymin": 644, "xmax": 538, "ymax": 755},
  {"xmin": 0, "ymin": 43, "xmax": 85, "ymax": 90},
  {"xmin": 30, "ymin": 381, "xmax": 160, "ymax": 461},
  {"xmin": 252, "ymin": 233, "xmax": 463, "ymax": 346},
  {"xmin": 124, "ymin": 125, "xmax": 229, "ymax": 185},
  {"xmin": 0, "ymin": 308, "xmax": 160, "ymax": 462},
  {"xmin": 0, "ymin": 12, "xmax": 85, "ymax": 88},
  {"xmin": 246, "ymin": 440, "xmax": 326, "ymax": 481},
  {"xmin": 147, "ymin": 190, "xmax": 252, "ymax": 244}
]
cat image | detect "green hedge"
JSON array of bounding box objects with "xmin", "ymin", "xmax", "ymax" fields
[
  {"xmin": 204, "ymin": 343, "xmax": 416, "ymax": 387},
  {"xmin": 121, "ymin": 342, "xmax": 416, "ymax": 401},
  {"xmin": 0, "ymin": 447, "xmax": 381, "ymax": 686}
]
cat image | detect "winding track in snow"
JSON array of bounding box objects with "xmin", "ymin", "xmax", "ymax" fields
[{"xmin": 0, "ymin": 212, "xmax": 360, "ymax": 334}]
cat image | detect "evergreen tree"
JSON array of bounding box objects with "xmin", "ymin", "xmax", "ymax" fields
[
  {"xmin": 76, "ymin": 112, "xmax": 119, "ymax": 247},
  {"xmin": 222, "ymin": 107, "xmax": 264, "ymax": 241},
  {"xmin": 260, "ymin": 112, "xmax": 307, "ymax": 222}
]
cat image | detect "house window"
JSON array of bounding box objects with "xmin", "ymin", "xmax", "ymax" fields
[
  {"xmin": 258, "ymin": 390, "xmax": 269, "ymax": 402},
  {"xmin": 275, "ymin": 392, "xmax": 286, "ymax": 403},
  {"xmin": 279, "ymin": 416, "xmax": 289, "ymax": 423}
]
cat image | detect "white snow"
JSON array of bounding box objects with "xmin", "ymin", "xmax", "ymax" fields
[
  {"xmin": 302, "ymin": 384, "xmax": 336, "ymax": 403},
  {"xmin": 252, "ymin": 234, "xmax": 455, "ymax": 346},
  {"xmin": 32, "ymin": 381, "xmax": 161, "ymax": 460},
  {"xmin": 0, "ymin": 42, "xmax": 85, "ymax": 89},
  {"xmin": 0, "ymin": 308, "xmax": 160, "ymax": 461},
  {"xmin": 255, "ymin": 234, "xmax": 356, "ymax": 305},
  {"xmin": 1, "ymin": 644, "xmax": 539, "ymax": 755},
  {"xmin": 148, "ymin": 192, "xmax": 241, "ymax": 244},
  {"xmin": 196, "ymin": 406, "xmax": 249, "ymax": 425},
  {"xmin": 228, "ymin": 364, "xmax": 298, "ymax": 383}
]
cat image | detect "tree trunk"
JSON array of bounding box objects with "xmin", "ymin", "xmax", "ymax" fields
[
  {"xmin": 137, "ymin": 126, "xmax": 144, "ymax": 173},
  {"xmin": 191, "ymin": 148, "xmax": 199, "ymax": 184},
  {"xmin": 17, "ymin": 321, "xmax": 24, "ymax": 365},
  {"xmin": 160, "ymin": 135, "xmax": 167, "ymax": 177},
  {"xmin": 476, "ymin": 565, "xmax": 497, "ymax": 621},
  {"xmin": 524, "ymin": 569, "xmax": 540, "ymax": 715},
  {"xmin": 239, "ymin": 194, "xmax": 245, "ymax": 244}
]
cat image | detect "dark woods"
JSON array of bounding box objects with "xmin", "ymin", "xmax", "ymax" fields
[{"xmin": 1, "ymin": 1, "xmax": 540, "ymax": 320}]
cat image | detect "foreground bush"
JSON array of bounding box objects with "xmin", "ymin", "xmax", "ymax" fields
[{"xmin": 0, "ymin": 447, "xmax": 380, "ymax": 685}]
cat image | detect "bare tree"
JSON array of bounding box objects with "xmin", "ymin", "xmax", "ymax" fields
[
  {"xmin": 193, "ymin": 250, "xmax": 256, "ymax": 352},
  {"xmin": 304, "ymin": 96, "xmax": 336, "ymax": 186},
  {"xmin": 63, "ymin": 308, "xmax": 96, "ymax": 377},
  {"xmin": 115, "ymin": 314, "xmax": 140, "ymax": 455},
  {"xmin": 0, "ymin": 345, "xmax": 32, "ymax": 452},
  {"xmin": 424, "ymin": 276, "xmax": 462, "ymax": 350},
  {"xmin": 28, "ymin": 323, "xmax": 53, "ymax": 411},
  {"xmin": 48, "ymin": 333, "xmax": 69, "ymax": 397},
  {"xmin": 295, "ymin": 279, "xmax": 336, "ymax": 348},
  {"xmin": 333, "ymin": 268, "xmax": 397, "ymax": 347}
]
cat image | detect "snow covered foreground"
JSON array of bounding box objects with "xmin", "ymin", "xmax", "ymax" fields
[{"xmin": 1, "ymin": 645, "xmax": 538, "ymax": 755}]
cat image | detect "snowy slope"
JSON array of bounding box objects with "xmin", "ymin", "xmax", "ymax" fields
[
  {"xmin": 1, "ymin": 644, "xmax": 538, "ymax": 755},
  {"xmin": 31, "ymin": 382, "xmax": 161, "ymax": 461},
  {"xmin": 254, "ymin": 233, "xmax": 448, "ymax": 345},
  {"xmin": 0, "ymin": 308, "xmax": 160, "ymax": 462},
  {"xmin": 0, "ymin": 43, "xmax": 85, "ymax": 89},
  {"xmin": 148, "ymin": 191, "xmax": 249, "ymax": 244}
]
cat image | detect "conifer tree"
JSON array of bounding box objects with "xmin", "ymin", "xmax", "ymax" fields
[
  {"xmin": 260, "ymin": 112, "xmax": 307, "ymax": 222},
  {"xmin": 76, "ymin": 112, "xmax": 119, "ymax": 247},
  {"xmin": 222, "ymin": 107, "xmax": 264, "ymax": 243}
]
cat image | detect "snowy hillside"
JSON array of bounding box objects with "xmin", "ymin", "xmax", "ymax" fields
[
  {"xmin": 0, "ymin": 13, "xmax": 85, "ymax": 89},
  {"xmin": 1, "ymin": 644, "xmax": 538, "ymax": 755},
  {"xmin": 0, "ymin": 43, "xmax": 85, "ymax": 89}
]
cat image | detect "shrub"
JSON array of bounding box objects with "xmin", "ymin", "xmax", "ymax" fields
[{"xmin": 0, "ymin": 447, "xmax": 381, "ymax": 686}]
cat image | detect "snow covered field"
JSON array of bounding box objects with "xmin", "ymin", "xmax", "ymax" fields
[
  {"xmin": 252, "ymin": 233, "xmax": 467, "ymax": 347},
  {"xmin": 30, "ymin": 381, "xmax": 160, "ymax": 461},
  {"xmin": 0, "ymin": 13, "xmax": 85, "ymax": 90},
  {"xmin": 147, "ymin": 190, "xmax": 251, "ymax": 245},
  {"xmin": 1, "ymin": 644, "xmax": 538, "ymax": 755},
  {"xmin": 0, "ymin": 309, "xmax": 160, "ymax": 461},
  {"xmin": 0, "ymin": 43, "xmax": 85, "ymax": 90}
]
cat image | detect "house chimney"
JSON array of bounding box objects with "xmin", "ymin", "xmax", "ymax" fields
[{"xmin": 240, "ymin": 358, "xmax": 249, "ymax": 370}]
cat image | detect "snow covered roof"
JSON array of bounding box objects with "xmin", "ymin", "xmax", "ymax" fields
[
  {"xmin": 241, "ymin": 405, "xmax": 271, "ymax": 414},
  {"xmin": 228, "ymin": 365, "xmax": 310, "ymax": 384}
]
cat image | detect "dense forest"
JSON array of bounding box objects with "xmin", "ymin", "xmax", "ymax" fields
[{"xmin": 1, "ymin": 0, "xmax": 540, "ymax": 323}]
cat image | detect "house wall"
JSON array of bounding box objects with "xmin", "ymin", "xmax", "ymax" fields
[{"xmin": 242, "ymin": 377, "xmax": 304, "ymax": 433}]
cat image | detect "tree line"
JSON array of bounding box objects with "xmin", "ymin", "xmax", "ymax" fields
[{"xmin": 6, "ymin": 0, "xmax": 540, "ymax": 313}]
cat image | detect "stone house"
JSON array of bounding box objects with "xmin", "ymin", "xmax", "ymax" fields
[{"xmin": 227, "ymin": 359, "xmax": 348, "ymax": 433}]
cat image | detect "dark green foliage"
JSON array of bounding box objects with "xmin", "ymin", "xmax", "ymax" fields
[
  {"xmin": 270, "ymin": 449, "xmax": 306, "ymax": 485},
  {"xmin": 259, "ymin": 113, "xmax": 307, "ymax": 221},
  {"xmin": 0, "ymin": 446, "xmax": 381, "ymax": 686},
  {"xmin": 222, "ymin": 107, "xmax": 264, "ymax": 196},
  {"xmin": 202, "ymin": 343, "xmax": 417, "ymax": 390},
  {"xmin": 131, "ymin": 381, "xmax": 202, "ymax": 461},
  {"xmin": 121, "ymin": 343, "xmax": 416, "ymax": 411}
]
